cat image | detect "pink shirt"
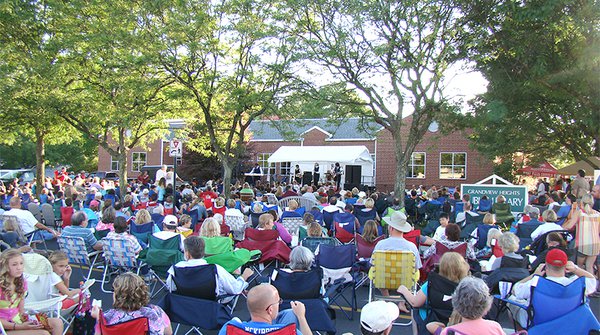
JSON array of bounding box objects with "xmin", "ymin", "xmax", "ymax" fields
[{"xmin": 440, "ymin": 319, "xmax": 504, "ymax": 335}]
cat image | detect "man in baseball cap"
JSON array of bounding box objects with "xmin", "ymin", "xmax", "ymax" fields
[
  {"xmin": 360, "ymin": 301, "xmax": 399, "ymax": 335},
  {"xmin": 152, "ymin": 214, "xmax": 185, "ymax": 251},
  {"xmin": 511, "ymin": 248, "xmax": 597, "ymax": 327}
]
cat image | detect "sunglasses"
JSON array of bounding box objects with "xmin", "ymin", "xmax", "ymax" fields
[{"xmin": 265, "ymin": 298, "xmax": 283, "ymax": 311}]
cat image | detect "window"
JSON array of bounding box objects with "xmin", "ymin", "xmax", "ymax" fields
[
  {"xmin": 132, "ymin": 152, "xmax": 147, "ymax": 172},
  {"xmin": 257, "ymin": 153, "xmax": 275, "ymax": 175},
  {"xmin": 407, "ymin": 152, "xmax": 426, "ymax": 178},
  {"xmin": 110, "ymin": 156, "xmax": 119, "ymax": 171},
  {"xmin": 439, "ymin": 152, "xmax": 466, "ymax": 179},
  {"xmin": 280, "ymin": 162, "xmax": 291, "ymax": 176}
]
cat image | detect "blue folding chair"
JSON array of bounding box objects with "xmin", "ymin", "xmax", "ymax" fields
[
  {"xmin": 309, "ymin": 209, "xmax": 323, "ymax": 225},
  {"xmin": 182, "ymin": 208, "xmax": 199, "ymax": 231},
  {"xmin": 333, "ymin": 211, "xmax": 357, "ymax": 244},
  {"xmin": 101, "ymin": 237, "xmax": 144, "ymax": 293},
  {"xmin": 300, "ymin": 237, "xmax": 339, "ymax": 254},
  {"xmin": 353, "ymin": 208, "xmax": 376, "ymax": 228},
  {"xmin": 151, "ymin": 213, "xmax": 165, "ymax": 230},
  {"xmin": 516, "ymin": 220, "xmax": 542, "ymax": 251},
  {"xmin": 322, "ymin": 210, "xmax": 337, "ymax": 231},
  {"xmin": 159, "ymin": 264, "xmax": 234, "ymax": 334},
  {"xmin": 478, "ymin": 198, "xmax": 492, "ymax": 212},
  {"xmin": 459, "ymin": 213, "xmax": 483, "ymax": 240},
  {"xmin": 129, "ymin": 221, "xmax": 156, "ymax": 248},
  {"xmin": 317, "ymin": 244, "xmax": 357, "ymax": 320},
  {"xmin": 500, "ymin": 276, "xmax": 600, "ymax": 334},
  {"xmin": 271, "ymin": 268, "xmax": 336, "ymax": 333},
  {"xmin": 476, "ymin": 224, "xmax": 499, "ymax": 250}
]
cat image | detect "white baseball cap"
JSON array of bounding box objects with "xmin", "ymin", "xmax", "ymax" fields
[
  {"xmin": 360, "ymin": 301, "xmax": 399, "ymax": 333},
  {"xmin": 163, "ymin": 215, "xmax": 178, "ymax": 227}
]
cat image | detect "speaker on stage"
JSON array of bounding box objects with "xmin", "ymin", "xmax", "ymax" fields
[
  {"xmin": 302, "ymin": 171, "xmax": 313, "ymax": 185},
  {"xmin": 344, "ymin": 165, "xmax": 361, "ymax": 189}
]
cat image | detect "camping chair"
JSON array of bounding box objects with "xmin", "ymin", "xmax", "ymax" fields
[
  {"xmin": 225, "ymin": 214, "xmax": 248, "ymax": 241},
  {"xmin": 271, "ymin": 268, "xmax": 337, "ymax": 334},
  {"xmin": 101, "ymin": 237, "xmax": 145, "ymax": 293},
  {"xmin": 368, "ymin": 250, "xmax": 419, "ymax": 327},
  {"xmin": 322, "ymin": 210, "xmax": 337, "ymax": 231},
  {"xmin": 499, "ymin": 276, "xmax": 600, "ymax": 334},
  {"xmin": 203, "ymin": 236, "xmax": 261, "ymax": 274},
  {"xmin": 236, "ymin": 228, "xmax": 291, "ymax": 281},
  {"xmin": 316, "ymin": 243, "xmax": 357, "ymax": 320},
  {"xmin": 476, "ymin": 224, "xmax": 500, "ymax": 250},
  {"xmin": 141, "ymin": 234, "xmax": 185, "ymax": 298},
  {"xmin": 41, "ymin": 203, "xmax": 59, "ymax": 229},
  {"xmin": 300, "ymin": 237, "xmax": 339, "ymax": 254},
  {"xmin": 403, "ymin": 229, "xmax": 422, "ymax": 250},
  {"xmin": 421, "ymin": 271, "xmax": 459, "ymax": 328},
  {"xmin": 333, "ymin": 211, "xmax": 358, "ymax": 244},
  {"xmin": 516, "ymin": 221, "xmax": 543, "ymax": 251},
  {"xmin": 57, "ymin": 235, "xmax": 102, "ymax": 281},
  {"xmin": 150, "ymin": 213, "xmax": 165, "ymax": 230},
  {"xmin": 527, "ymin": 230, "xmax": 573, "ymax": 256},
  {"xmin": 309, "ymin": 208, "xmax": 324, "ymax": 225},
  {"xmin": 281, "ymin": 217, "xmax": 303, "ymax": 237},
  {"xmin": 354, "ymin": 234, "xmax": 385, "ymax": 287},
  {"xmin": 159, "ymin": 265, "xmax": 233, "ymax": 335},
  {"xmin": 459, "ymin": 213, "xmax": 483, "ymax": 240},
  {"xmin": 422, "ymin": 242, "xmax": 468, "ymax": 279},
  {"xmin": 354, "ymin": 208, "xmax": 377, "ymax": 228},
  {"xmin": 28, "ymin": 203, "xmax": 43, "ymax": 223},
  {"xmin": 60, "ymin": 207, "xmax": 74, "ymax": 228},
  {"xmin": 478, "ymin": 198, "xmax": 492, "ymax": 212},
  {"xmin": 182, "ymin": 208, "xmax": 199, "ymax": 231},
  {"xmin": 492, "ymin": 202, "xmax": 514, "ymax": 230},
  {"xmin": 97, "ymin": 309, "xmax": 149, "ymax": 335},
  {"xmin": 129, "ymin": 221, "xmax": 157, "ymax": 248}
]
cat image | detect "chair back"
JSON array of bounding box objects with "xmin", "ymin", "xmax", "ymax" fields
[
  {"xmin": 281, "ymin": 217, "xmax": 303, "ymax": 236},
  {"xmin": 529, "ymin": 275, "xmax": 586, "ymax": 326},
  {"xmin": 271, "ymin": 268, "xmax": 322, "ymax": 300},
  {"xmin": 277, "ymin": 196, "xmax": 319, "ymax": 212},
  {"xmin": 226, "ymin": 323, "xmax": 296, "ymax": 335},
  {"xmin": 57, "ymin": 236, "xmax": 94, "ymax": 266},
  {"xmin": 476, "ymin": 224, "xmax": 499, "ymax": 250},
  {"xmin": 84, "ymin": 194, "xmax": 95, "ymax": 208},
  {"xmin": 249, "ymin": 213, "xmax": 261, "ymax": 228},
  {"xmin": 478, "ymin": 199, "xmax": 492, "ymax": 212},
  {"xmin": 225, "ymin": 214, "xmax": 247, "ymax": 240},
  {"xmin": 130, "ymin": 221, "xmax": 155, "ymax": 246},
  {"xmin": 28, "ymin": 203, "xmax": 42, "ymax": 222},
  {"xmin": 454, "ymin": 202, "xmax": 464, "ymax": 214},
  {"xmin": 244, "ymin": 227, "xmax": 279, "ymax": 241},
  {"xmin": 23, "ymin": 253, "xmax": 55, "ymax": 303},
  {"xmin": 529, "ymin": 230, "xmax": 572, "ymax": 256},
  {"xmin": 172, "ymin": 265, "xmax": 218, "ymax": 300},
  {"xmin": 426, "ymin": 271, "xmax": 458, "ymax": 324},
  {"xmin": 354, "ymin": 208, "xmax": 376, "ymax": 227},
  {"xmin": 516, "ymin": 220, "xmax": 542, "ymax": 250},
  {"xmin": 159, "ymin": 293, "xmax": 232, "ymax": 330},
  {"xmin": 98, "ymin": 311, "xmax": 149, "ymax": 335},
  {"xmin": 202, "ymin": 236, "xmax": 234, "ymax": 256},
  {"xmin": 300, "ymin": 237, "xmax": 339, "ymax": 253},
  {"xmin": 317, "ymin": 244, "xmax": 355, "ymax": 271},
  {"xmin": 146, "ymin": 235, "xmax": 185, "ymax": 276},
  {"xmin": 104, "ymin": 194, "xmax": 116, "ymax": 207},
  {"xmin": 52, "ymin": 200, "xmax": 62, "ymax": 219},
  {"xmin": 460, "ymin": 213, "xmax": 483, "ymax": 240},
  {"xmin": 322, "ymin": 210, "xmax": 336, "ymax": 231},
  {"xmin": 403, "ymin": 229, "xmax": 421, "ymax": 249},
  {"xmin": 40, "ymin": 203, "xmax": 56, "ymax": 228},
  {"xmin": 102, "ymin": 237, "xmax": 138, "ymax": 268},
  {"xmin": 356, "ymin": 234, "xmax": 385, "ymax": 259},
  {"xmin": 370, "ymin": 250, "xmax": 417, "ymax": 291},
  {"xmin": 436, "ymin": 242, "xmax": 467, "ymax": 259},
  {"xmin": 309, "ymin": 209, "xmax": 324, "ymax": 225},
  {"xmin": 150, "ymin": 214, "xmax": 164, "ymax": 230},
  {"xmin": 60, "ymin": 207, "xmax": 74, "ymax": 227}
]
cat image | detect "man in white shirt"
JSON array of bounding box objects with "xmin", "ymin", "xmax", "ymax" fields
[
  {"xmin": 152, "ymin": 214, "xmax": 185, "ymax": 251},
  {"xmin": 5, "ymin": 197, "xmax": 56, "ymax": 240},
  {"xmin": 167, "ymin": 236, "xmax": 253, "ymax": 300},
  {"xmin": 510, "ymin": 249, "xmax": 596, "ymax": 327},
  {"xmin": 155, "ymin": 165, "xmax": 167, "ymax": 185},
  {"xmin": 432, "ymin": 213, "xmax": 450, "ymax": 241},
  {"xmin": 530, "ymin": 209, "xmax": 562, "ymax": 241}
]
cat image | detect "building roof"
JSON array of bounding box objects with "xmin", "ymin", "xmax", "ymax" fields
[{"xmin": 248, "ymin": 118, "xmax": 381, "ymax": 141}]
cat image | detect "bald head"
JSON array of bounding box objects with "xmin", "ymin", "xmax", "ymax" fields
[
  {"xmin": 9, "ymin": 196, "xmax": 21, "ymax": 208},
  {"xmin": 247, "ymin": 284, "xmax": 278, "ymax": 315}
]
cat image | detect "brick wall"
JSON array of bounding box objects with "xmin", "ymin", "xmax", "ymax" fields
[{"xmin": 97, "ymin": 138, "xmax": 167, "ymax": 177}]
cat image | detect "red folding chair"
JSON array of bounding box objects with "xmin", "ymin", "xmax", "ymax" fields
[{"xmin": 97, "ymin": 309, "xmax": 149, "ymax": 335}]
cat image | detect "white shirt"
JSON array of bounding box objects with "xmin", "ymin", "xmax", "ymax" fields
[
  {"xmin": 224, "ymin": 208, "xmax": 244, "ymax": 218},
  {"xmin": 433, "ymin": 224, "xmax": 447, "ymax": 241},
  {"xmin": 152, "ymin": 231, "xmax": 185, "ymax": 251},
  {"xmin": 530, "ymin": 222, "xmax": 563, "ymax": 240},
  {"xmin": 166, "ymin": 258, "xmax": 248, "ymax": 297},
  {"xmin": 322, "ymin": 205, "xmax": 342, "ymax": 214},
  {"xmin": 302, "ymin": 192, "xmax": 318, "ymax": 203},
  {"xmin": 155, "ymin": 169, "xmax": 167, "ymax": 184},
  {"xmin": 456, "ymin": 211, "xmax": 479, "ymax": 225},
  {"xmin": 5, "ymin": 208, "xmax": 38, "ymax": 234}
]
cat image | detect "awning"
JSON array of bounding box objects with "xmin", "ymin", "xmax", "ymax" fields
[
  {"xmin": 556, "ymin": 157, "xmax": 600, "ymax": 176},
  {"xmin": 268, "ymin": 146, "xmax": 373, "ymax": 165},
  {"xmin": 517, "ymin": 161, "xmax": 558, "ymax": 178}
]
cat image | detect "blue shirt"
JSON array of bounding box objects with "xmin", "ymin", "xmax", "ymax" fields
[
  {"xmin": 218, "ymin": 317, "xmax": 301, "ymax": 335},
  {"xmin": 61, "ymin": 226, "xmax": 98, "ymax": 253}
]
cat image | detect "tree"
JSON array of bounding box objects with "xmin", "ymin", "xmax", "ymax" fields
[
  {"xmin": 288, "ymin": 0, "xmax": 470, "ymax": 201},
  {"xmin": 0, "ymin": 0, "xmax": 74, "ymax": 195},
  {"xmin": 55, "ymin": 0, "xmax": 177, "ymax": 198},
  {"xmin": 465, "ymin": 0, "xmax": 600, "ymax": 169},
  {"xmin": 147, "ymin": 0, "xmax": 300, "ymax": 196}
]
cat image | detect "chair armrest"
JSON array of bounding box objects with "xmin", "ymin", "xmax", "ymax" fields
[
  {"xmin": 88, "ymin": 250, "xmax": 102, "ymax": 257},
  {"xmin": 493, "ymin": 295, "xmax": 528, "ymax": 310}
]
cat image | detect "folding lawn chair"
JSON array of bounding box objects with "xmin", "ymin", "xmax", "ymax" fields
[
  {"xmin": 300, "ymin": 237, "xmax": 339, "ymax": 254},
  {"xmin": 316, "ymin": 243, "xmax": 357, "ymax": 320},
  {"xmin": 142, "ymin": 234, "xmax": 185, "ymax": 298},
  {"xmin": 97, "ymin": 309, "xmax": 149, "ymax": 335},
  {"xmin": 57, "ymin": 235, "xmax": 102, "ymax": 281},
  {"xmin": 28, "ymin": 202, "xmax": 42, "ymax": 222},
  {"xmin": 271, "ymin": 268, "xmax": 336, "ymax": 334},
  {"xmin": 101, "ymin": 237, "xmax": 145, "ymax": 293},
  {"xmin": 281, "ymin": 217, "xmax": 303, "ymax": 237},
  {"xmin": 202, "ymin": 236, "xmax": 261, "ymax": 274},
  {"xmin": 225, "ymin": 214, "xmax": 248, "ymax": 241},
  {"xmin": 332, "ymin": 211, "xmax": 357, "ymax": 244},
  {"xmin": 368, "ymin": 250, "xmax": 419, "ymax": 327},
  {"xmin": 236, "ymin": 228, "xmax": 291, "ymax": 282}
]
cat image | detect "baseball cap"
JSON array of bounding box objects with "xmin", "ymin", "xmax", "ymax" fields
[
  {"xmin": 546, "ymin": 248, "xmax": 567, "ymax": 267},
  {"xmin": 89, "ymin": 200, "xmax": 100, "ymax": 208},
  {"xmin": 163, "ymin": 215, "xmax": 178, "ymax": 228},
  {"xmin": 360, "ymin": 301, "xmax": 399, "ymax": 333}
]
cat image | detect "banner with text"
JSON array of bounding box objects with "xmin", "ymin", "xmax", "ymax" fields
[{"xmin": 461, "ymin": 184, "xmax": 528, "ymax": 213}]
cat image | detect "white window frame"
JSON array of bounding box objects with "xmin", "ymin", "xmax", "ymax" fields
[
  {"xmin": 110, "ymin": 156, "xmax": 119, "ymax": 171},
  {"xmin": 407, "ymin": 152, "xmax": 426, "ymax": 179},
  {"xmin": 439, "ymin": 152, "xmax": 467, "ymax": 180},
  {"xmin": 257, "ymin": 153, "xmax": 274, "ymax": 175},
  {"xmin": 280, "ymin": 162, "xmax": 291, "ymax": 176},
  {"xmin": 131, "ymin": 152, "xmax": 147, "ymax": 172}
]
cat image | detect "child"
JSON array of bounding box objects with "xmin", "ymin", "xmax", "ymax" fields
[
  {"xmin": 163, "ymin": 196, "xmax": 177, "ymax": 215},
  {"xmin": 0, "ymin": 249, "xmax": 63, "ymax": 334},
  {"xmin": 48, "ymin": 251, "xmax": 80, "ymax": 309},
  {"xmin": 2, "ymin": 218, "xmax": 26, "ymax": 247},
  {"xmin": 177, "ymin": 214, "xmax": 193, "ymax": 237}
]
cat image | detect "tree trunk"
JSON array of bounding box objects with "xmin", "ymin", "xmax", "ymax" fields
[
  {"xmin": 118, "ymin": 151, "xmax": 128, "ymax": 200},
  {"xmin": 34, "ymin": 129, "xmax": 45, "ymax": 197},
  {"xmin": 222, "ymin": 161, "xmax": 233, "ymax": 199},
  {"xmin": 392, "ymin": 131, "xmax": 408, "ymax": 208}
]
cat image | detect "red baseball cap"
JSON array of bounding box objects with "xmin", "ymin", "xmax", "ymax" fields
[{"xmin": 546, "ymin": 248, "xmax": 568, "ymax": 267}]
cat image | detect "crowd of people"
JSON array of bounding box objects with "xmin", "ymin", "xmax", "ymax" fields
[{"xmin": 0, "ymin": 164, "xmax": 598, "ymax": 334}]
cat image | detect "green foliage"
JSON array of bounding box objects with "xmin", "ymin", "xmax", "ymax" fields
[{"xmin": 465, "ymin": 0, "xmax": 600, "ymax": 169}]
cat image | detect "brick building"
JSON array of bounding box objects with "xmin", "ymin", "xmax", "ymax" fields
[{"xmin": 98, "ymin": 118, "xmax": 494, "ymax": 191}]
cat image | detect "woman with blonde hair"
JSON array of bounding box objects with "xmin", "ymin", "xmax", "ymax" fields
[
  {"xmin": 199, "ymin": 218, "xmax": 221, "ymax": 238},
  {"xmin": 563, "ymin": 193, "xmax": 600, "ymax": 273},
  {"xmin": 91, "ymin": 273, "xmax": 172, "ymax": 335},
  {"xmin": 397, "ymin": 252, "xmax": 470, "ymax": 334},
  {"xmin": 135, "ymin": 209, "xmax": 152, "ymax": 225}
]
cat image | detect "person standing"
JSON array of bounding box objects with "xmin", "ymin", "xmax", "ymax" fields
[
  {"xmin": 294, "ymin": 165, "xmax": 302, "ymax": 184},
  {"xmin": 572, "ymin": 169, "xmax": 590, "ymax": 199},
  {"xmin": 155, "ymin": 165, "xmax": 167, "ymax": 185},
  {"xmin": 333, "ymin": 162, "xmax": 342, "ymax": 189},
  {"xmin": 312, "ymin": 163, "xmax": 320, "ymax": 186}
]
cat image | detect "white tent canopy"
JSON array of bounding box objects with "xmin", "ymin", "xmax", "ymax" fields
[{"xmin": 267, "ymin": 146, "xmax": 374, "ymax": 182}]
